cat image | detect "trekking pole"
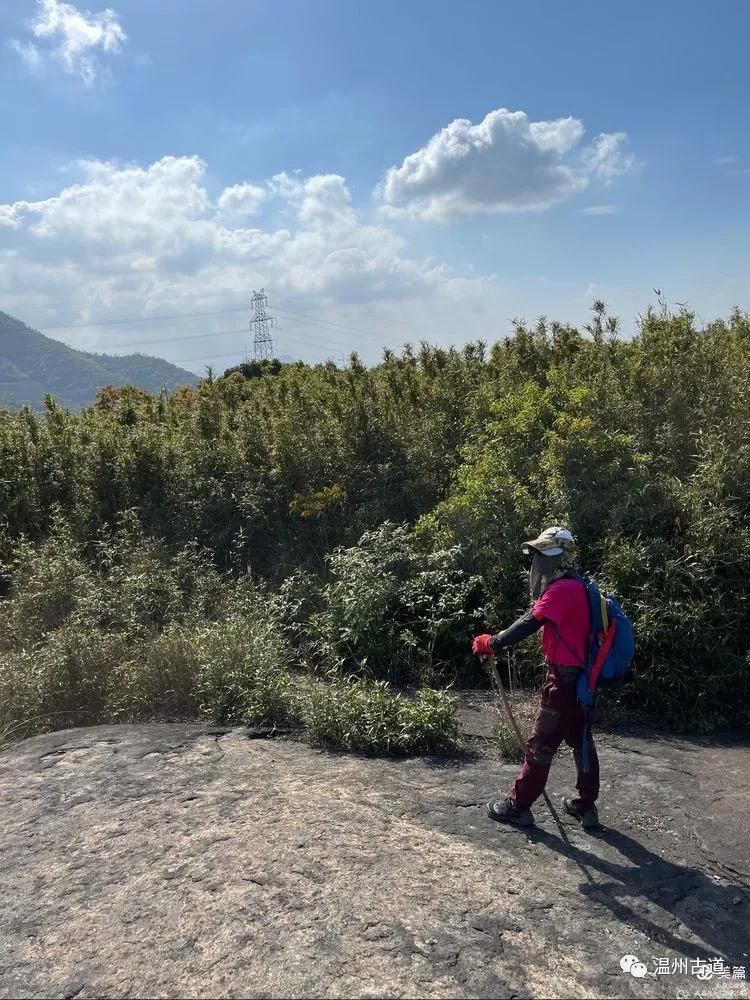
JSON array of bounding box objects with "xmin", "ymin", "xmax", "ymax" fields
[
  {"xmin": 485, "ymin": 652, "xmax": 593, "ymax": 883},
  {"xmin": 486, "ymin": 652, "xmax": 524, "ymax": 749},
  {"xmin": 486, "ymin": 653, "xmax": 557, "ymax": 818}
]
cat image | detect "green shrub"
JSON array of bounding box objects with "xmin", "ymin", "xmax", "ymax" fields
[
  {"xmin": 311, "ymin": 522, "xmax": 482, "ymax": 685},
  {"xmin": 0, "ymin": 627, "xmax": 131, "ymax": 736},
  {"xmin": 424, "ymin": 308, "xmax": 750, "ymax": 728},
  {"xmin": 0, "ymin": 519, "xmax": 299, "ymax": 736},
  {"xmin": 0, "ymin": 519, "xmax": 92, "ymax": 645},
  {"xmin": 193, "ymin": 614, "xmax": 295, "ymax": 726},
  {"xmin": 302, "ymin": 675, "xmax": 459, "ymax": 754},
  {"xmin": 493, "ymin": 725, "xmax": 524, "ymax": 763},
  {"xmin": 107, "ymin": 626, "xmax": 201, "ymax": 722},
  {"xmin": 273, "ymin": 567, "xmax": 326, "ymax": 660}
]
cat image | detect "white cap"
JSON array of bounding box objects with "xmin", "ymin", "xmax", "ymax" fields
[{"xmin": 522, "ymin": 526, "xmax": 576, "ymax": 557}]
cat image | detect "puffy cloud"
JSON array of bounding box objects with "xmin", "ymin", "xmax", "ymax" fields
[
  {"xmin": 0, "ymin": 205, "xmax": 21, "ymax": 229},
  {"xmin": 295, "ymin": 174, "xmax": 356, "ymax": 229},
  {"xmin": 12, "ymin": 0, "xmax": 125, "ymax": 85},
  {"xmin": 0, "ymin": 155, "xmax": 479, "ymax": 360},
  {"xmin": 581, "ymin": 132, "xmax": 639, "ymax": 183},
  {"xmin": 266, "ymin": 172, "xmax": 357, "ymax": 229},
  {"xmin": 10, "ymin": 157, "xmax": 209, "ymax": 248},
  {"xmin": 217, "ymin": 183, "xmax": 268, "ymax": 222},
  {"xmin": 377, "ymin": 108, "xmax": 638, "ymax": 222}
]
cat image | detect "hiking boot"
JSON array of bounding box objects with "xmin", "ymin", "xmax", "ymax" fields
[
  {"xmin": 562, "ymin": 796, "xmax": 601, "ymax": 829},
  {"xmin": 486, "ymin": 797, "xmax": 534, "ymax": 827}
]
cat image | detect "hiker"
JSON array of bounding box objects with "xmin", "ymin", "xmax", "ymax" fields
[{"xmin": 472, "ymin": 526, "xmax": 600, "ymax": 829}]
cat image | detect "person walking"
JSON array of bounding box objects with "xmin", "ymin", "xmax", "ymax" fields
[{"xmin": 472, "ymin": 526, "xmax": 600, "ymax": 829}]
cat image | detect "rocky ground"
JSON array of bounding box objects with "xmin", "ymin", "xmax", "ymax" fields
[{"xmin": 1, "ymin": 707, "xmax": 748, "ymax": 999}]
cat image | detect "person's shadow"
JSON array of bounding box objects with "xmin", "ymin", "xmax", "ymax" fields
[{"xmin": 525, "ymin": 821, "xmax": 749, "ymax": 965}]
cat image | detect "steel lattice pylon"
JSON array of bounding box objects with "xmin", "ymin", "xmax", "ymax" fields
[{"xmin": 249, "ymin": 289, "xmax": 276, "ymax": 360}]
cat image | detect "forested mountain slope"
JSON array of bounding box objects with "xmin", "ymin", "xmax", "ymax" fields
[{"xmin": 0, "ymin": 311, "xmax": 197, "ymax": 409}]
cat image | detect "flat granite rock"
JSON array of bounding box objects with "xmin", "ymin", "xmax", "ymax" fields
[{"xmin": 0, "ymin": 724, "xmax": 748, "ymax": 999}]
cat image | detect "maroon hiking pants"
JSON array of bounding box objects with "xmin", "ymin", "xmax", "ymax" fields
[{"xmin": 509, "ymin": 666, "xmax": 599, "ymax": 810}]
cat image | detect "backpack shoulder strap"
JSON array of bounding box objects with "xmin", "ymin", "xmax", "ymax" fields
[{"xmin": 579, "ymin": 574, "xmax": 605, "ymax": 635}]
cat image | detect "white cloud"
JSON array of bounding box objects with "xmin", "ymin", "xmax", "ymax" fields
[
  {"xmin": 8, "ymin": 39, "xmax": 44, "ymax": 73},
  {"xmin": 579, "ymin": 204, "xmax": 621, "ymax": 216},
  {"xmin": 376, "ymin": 108, "xmax": 639, "ymax": 222},
  {"xmin": 581, "ymin": 132, "xmax": 639, "ymax": 184},
  {"xmin": 0, "ymin": 155, "xmax": 484, "ymax": 363},
  {"xmin": 295, "ymin": 174, "xmax": 357, "ymax": 229},
  {"xmin": 12, "ymin": 0, "xmax": 125, "ymax": 85},
  {"xmin": 377, "ymin": 109, "xmax": 587, "ymax": 222},
  {"xmin": 217, "ymin": 183, "xmax": 268, "ymax": 222},
  {"xmin": 0, "ymin": 205, "xmax": 21, "ymax": 229}
]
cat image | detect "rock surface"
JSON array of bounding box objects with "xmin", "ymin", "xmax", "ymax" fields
[{"xmin": 1, "ymin": 723, "xmax": 749, "ymax": 999}]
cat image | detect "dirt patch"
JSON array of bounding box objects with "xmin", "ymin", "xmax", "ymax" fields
[{"xmin": 1, "ymin": 723, "xmax": 748, "ymax": 999}]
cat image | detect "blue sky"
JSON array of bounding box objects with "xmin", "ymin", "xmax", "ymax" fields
[{"xmin": 1, "ymin": 0, "xmax": 749, "ymax": 371}]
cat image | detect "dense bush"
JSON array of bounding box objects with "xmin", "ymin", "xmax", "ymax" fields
[
  {"xmin": 303, "ymin": 677, "xmax": 459, "ymax": 754},
  {"xmin": 0, "ymin": 300, "xmax": 748, "ymax": 734},
  {"xmin": 0, "ymin": 516, "xmax": 460, "ymax": 752},
  {"xmin": 425, "ymin": 304, "xmax": 750, "ymax": 725},
  {"xmin": 309, "ymin": 522, "xmax": 482, "ymax": 685},
  {"xmin": 0, "ymin": 517, "xmax": 294, "ymax": 736},
  {"xmin": 0, "ymin": 342, "xmax": 487, "ymax": 578}
]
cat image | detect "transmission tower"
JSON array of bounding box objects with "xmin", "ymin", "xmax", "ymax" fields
[{"xmin": 249, "ymin": 288, "xmax": 276, "ymax": 360}]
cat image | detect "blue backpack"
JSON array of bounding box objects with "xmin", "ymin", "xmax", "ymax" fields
[{"xmin": 574, "ymin": 574, "xmax": 635, "ymax": 709}]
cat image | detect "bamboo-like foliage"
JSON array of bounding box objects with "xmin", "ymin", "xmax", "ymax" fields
[{"xmin": 0, "ymin": 302, "xmax": 748, "ymax": 732}]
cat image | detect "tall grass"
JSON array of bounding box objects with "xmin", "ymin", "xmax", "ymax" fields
[{"xmin": 0, "ymin": 517, "xmax": 459, "ymax": 753}]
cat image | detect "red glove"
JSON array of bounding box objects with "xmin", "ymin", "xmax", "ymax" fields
[{"xmin": 472, "ymin": 633, "xmax": 495, "ymax": 658}]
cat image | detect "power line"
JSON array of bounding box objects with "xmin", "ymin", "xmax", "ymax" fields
[
  {"xmin": 273, "ymin": 305, "xmax": 388, "ymax": 341},
  {"xmin": 65, "ymin": 330, "xmax": 341, "ymax": 360},
  {"xmin": 26, "ymin": 297, "xmax": 404, "ymax": 358},
  {"xmin": 57, "ymin": 323, "xmax": 342, "ymax": 357},
  {"xmin": 82, "ymin": 327, "xmax": 248, "ymax": 352},
  {"xmin": 35, "ymin": 300, "xmax": 392, "ymax": 343},
  {"xmin": 273, "ymin": 292, "xmax": 424, "ymax": 338},
  {"xmin": 171, "ymin": 349, "xmax": 248, "ymax": 366},
  {"xmin": 41, "ymin": 304, "xmax": 249, "ymax": 331},
  {"xmin": 45, "ymin": 309, "xmax": 350, "ymax": 353},
  {"xmin": 41, "ymin": 301, "xmax": 390, "ymax": 339}
]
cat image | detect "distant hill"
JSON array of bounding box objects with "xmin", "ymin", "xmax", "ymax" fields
[{"xmin": 0, "ymin": 311, "xmax": 199, "ymax": 410}]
